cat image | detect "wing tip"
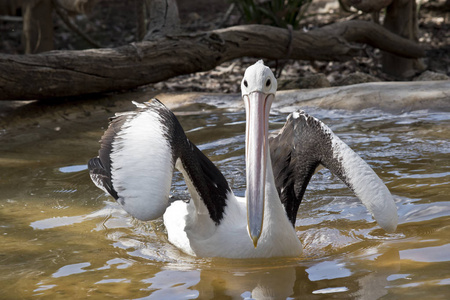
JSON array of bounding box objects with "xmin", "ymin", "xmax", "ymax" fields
[
  {"xmin": 383, "ymin": 223, "xmax": 398, "ymax": 233},
  {"xmin": 369, "ymin": 191, "xmax": 398, "ymax": 233},
  {"xmin": 378, "ymin": 202, "xmax": 399, "ymax": 233}
]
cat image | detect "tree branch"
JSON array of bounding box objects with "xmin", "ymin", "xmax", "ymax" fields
[{"xmin": 0, "ymin": 20, "xmax": 427, "ymax": 100}]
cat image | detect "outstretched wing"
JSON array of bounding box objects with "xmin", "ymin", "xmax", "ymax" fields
[
  {"xmin": 88, "ymin": 99, "xmax": 230, "ymax": 223},
  {"xmin": 270, "ymin": 111, "xmax": 398, "ymax": 232}
]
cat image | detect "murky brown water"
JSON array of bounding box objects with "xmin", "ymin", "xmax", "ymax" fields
[{"xmin": 0, "ymin": 95, "xmax": 449, "ymax": 299}]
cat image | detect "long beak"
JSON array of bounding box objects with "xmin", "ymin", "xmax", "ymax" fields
[{"xmin": 244, "ymin": 91, "xmax": 273, "ymax": 248}]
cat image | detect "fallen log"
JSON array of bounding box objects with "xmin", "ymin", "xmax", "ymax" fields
[
  {"xmin": 275, "ymin": 81, "xmax": 450, "ymax": 112},
  {"xmin": 155, "ymin": 81, "xmax": 450, "ymax": 113},
  {"xmin": 0, "ymin": 20, "xmax": 427, "ymax": 100}
]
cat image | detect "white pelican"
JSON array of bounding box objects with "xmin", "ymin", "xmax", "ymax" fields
[{"xmin": 88, "ymin": 60, "xmax": 397, "ymax": 258}]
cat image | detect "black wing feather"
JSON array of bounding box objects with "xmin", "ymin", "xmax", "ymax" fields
[
  {"xmin": 270, "ymin": 111, "xmax": 336, "ymax": 226},
  {"xmin": 88, "ymin": 111, "xmax": 131, "ymax": 200},
  {"xmin": 270, "ymin": 110, "xmax": 398, "ymax": 232}
]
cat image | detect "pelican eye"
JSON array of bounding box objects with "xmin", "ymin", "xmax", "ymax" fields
[
  {"xmin": 244, "ymin": 80, "xmax": 248, "ymax": 88},
  {"xmin": 266, "ymin": 79, "xmax": 271, "ymax": 87}
]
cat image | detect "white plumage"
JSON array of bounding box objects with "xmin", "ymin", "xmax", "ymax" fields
[
  {"xmin": 111, "ymin": 107, "xmax": 173, "ymax": 221},
  {"xmin": 164, "ymin": 155, "xmax": 302, "ymax": 258}
]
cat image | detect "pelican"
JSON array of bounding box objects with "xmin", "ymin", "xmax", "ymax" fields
[{"xmin": 88, "ymin": 60, "xmax": 397, "ymax": 258}]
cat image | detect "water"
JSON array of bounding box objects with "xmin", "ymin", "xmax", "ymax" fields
[{"xmin": 0, "ymin": 96, "xmax": 449, "ymax": 299}]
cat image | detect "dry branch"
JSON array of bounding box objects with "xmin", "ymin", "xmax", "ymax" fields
[
  {"xmin": 0, "ymin": 20, "xmax": 427, "ymax": 100},
  {"xmin": 52, "ymin": 0, "xmax": 102, "ymax": 48}
]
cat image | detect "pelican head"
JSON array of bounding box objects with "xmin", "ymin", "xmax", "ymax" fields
[{"xmin": 241, "ymin": 60, "xmax": 277, "ymax": 247}]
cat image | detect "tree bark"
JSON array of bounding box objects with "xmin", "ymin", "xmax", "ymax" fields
[
  {"xmin": 144, "ymin": 0, "xmax": 180, "ymax": 40},
  {"xmin": 0, "ymin": 20, "xmax": 427, "ymax": 100},
  {"xmin": 0, "ymin": 0, "xmax": 23, "ymax": 15},
  {"xmin": 382, "ymin": 0, "xmax": 425, "ymax": 78},
  {"xmin": 22, "ymin": 0, "xmax": 54, "ymax": 54},
  {"xmin": 57, "ymin": 0, "xmax": 98, "ymax": 15},
  {"xmin": 136, "ymin": 0, "xmax": 146, "ymax": 41}
]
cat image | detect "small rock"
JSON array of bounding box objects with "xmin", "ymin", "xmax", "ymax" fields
[
  {"xmin": 333, "ymin": 72, "xmax": 381, "ymax": 86},
  {"xmin": 278, "ymin": 73, "xmax": 330, "ymax": 90},
  {"xmin": 413, "ymin": 70, "xmax": 450, "ymax": 81}
]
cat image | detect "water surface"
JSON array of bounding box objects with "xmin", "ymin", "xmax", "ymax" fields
[{"xmin": 0, "ymin": 96, "xmax": 449, "ymax": 299}]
